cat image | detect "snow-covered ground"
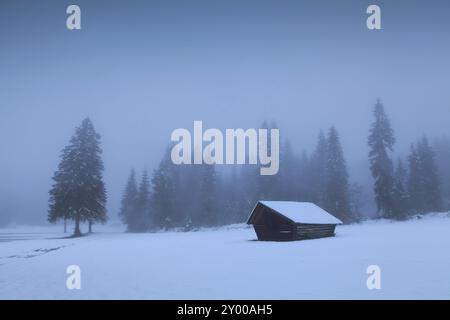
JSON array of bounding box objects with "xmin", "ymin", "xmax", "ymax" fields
[{"xmin": 0, "ymin": 215, "xmax": 449, "ymax": 299}]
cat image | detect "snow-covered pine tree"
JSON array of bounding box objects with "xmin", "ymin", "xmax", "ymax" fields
[
  {"xmin": 349, "ymin": 183, "xmax": 364, "ymax": 221},
  {"xmin": 323, "ymin": 127, "xmax": 353, "ymax": 223},
  {"xmin": 416, "ymin": 136, "xmax": 442, "ymax": 213},
  {"xmin": 368, "ymin": 99, "xmax": 396, "ymax": 219},
  {"xmin": 433, "ymin": 136, "xmax": 450, "ymax": 210},
  {"xmin": 310, "ymin": 130, "xmax": 328, "ymax": 208},
  {"xmin": 134, "ymin": 170, "xmax": 151, "ymax": 232},
  {"xmin": 48, "ymin": 147, "xmax": 73, "ymax": 232},
  {"xmin": 150, "ymin": 147, "xmax": 180, "ymax": 230},
  {"xmin": 197, "ymin": 164, "xmax": 218, "ymax": 227},
  {"xmin": 408, "ymin": 138, "xmax": 443, "ymax": 214},
  {"xmin": 48, "ymin": 118, "xmax": 107, "ymax": 237},
  {"xmin": 119, "ymin": 169, "xmax": 139, "ymax": 232},
  {"xmin": 392, "ymin": 158, "xmax": 409, "ymax": 220},
  {"xmin": 407, "ymin": 144, "xmax": 422, "ymax": 214}
]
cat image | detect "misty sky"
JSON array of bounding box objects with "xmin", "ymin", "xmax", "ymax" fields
[{"xmin": 1, "ymin": 0, "xmax": 450, "ymax": 224}]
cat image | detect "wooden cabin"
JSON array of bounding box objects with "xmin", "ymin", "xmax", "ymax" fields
[{"xmin": 247, "ymin": 201, "xmax": 343, "ymax": 241}]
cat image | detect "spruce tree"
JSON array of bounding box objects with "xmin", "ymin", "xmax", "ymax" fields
[
  {"xmin": 135, "ymin": 170, "xmax": 151, "ymax": 232},
  {"xmin": 324, "ymin": 127, "xmax": 352, "ymax": 223},
  {"xmin": 48, "ymin": 118, "xmax": 107, "ymax": 237},
  {"xmin": 311, "ymin": 130, "xmax": 328, "ymax": 208},
  {"xmin": 416, "ymin": 137, "xmax": 442, "ymax": 213},
  {"xmin": 151, "ymin": 148, "xmax": 179, "ymax": 230},
  {"xmin": 349, "ymin": 183, "xmax": 364, "ymax": 221},
  {"xmin": 433, "ymin": 136, "xmax": 450, "ymax": 210},
  {"xmin": 368, "ymin": 99, "xmax": 395, "ymax": 219},
  {"xmin": 198, "ymin": 164, "xmax": 218, "ymax": 227},
  {"xmin": 408, "ymin": 138, "xmax": 442, "ymax": 214},
  {"xmin": 407, "ymin": 144, "xmax": 422, "ymax": 214},
  {"xmin": 179, "ymin": 164, "xmax": 203, "ymax": 229},
  {"xmin": 392, "ymin": 159, "xmax": 409, "ymax": 220},
  {"xmin": 119, "ymin": 169, "xmax": 139, "ymax": 232}
]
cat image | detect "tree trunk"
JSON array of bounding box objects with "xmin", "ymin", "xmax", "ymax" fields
[
  {"xmin": 88, "ymin": 221, "xmax": 93, "ymax": 233},
  {"xmin": 64, "ymin": 218, "xmax": 67, "ymax": 233},
  {"xmin": 74, "ymin": 215, "xmax": 81, "ymax": 237}
]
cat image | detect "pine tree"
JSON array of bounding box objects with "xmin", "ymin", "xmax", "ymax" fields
[
  {"xmin": 151, "ymin": 148, "xmax": 179, "ymax": 230},
  {"xmin": 368, "ymin": 99, "xmax": 395, "ymax": 219},
  {"xmin": 134, "ymin": 170, "xmax": 151, "ymax": 232},
  {"xmin": 119, "ymin": 169, "xmax": 139, "ymax": 232},
  {"xmin": 416, "ymin": 137, "xmax": 442, "ymax": 213},
  {"xmin": 178, "ymin": 164, "xmax": 202, "ymax": 229},
  {"xmin": 433, "ymin": 136, "xmax": 450, "ymax": 210},
  {"xmin": 349, "ymin": 183, "xmax": 364, "ymax": 221},
  {"xmin": 311, "ymin": 130, "xmax": 328, "ymax": 208},
  {"xmin": 48, "ymin": 118, "xmax": 107, "ymax": 237},
  {"xmin": 197, "ymin": 164, "xmax": 218, "ymax": 227},
  {"xmin": 408, "ymin": 138, "xmax": 443, "ymax": 214},
  {"xmin": 408, "ymin": 144, "xmax": 422, "ymax": 214},
  {"xmin": 392, "ymin": 159, "xmax": 409, "ymax": 220},
  {"xmin": 323, "ymin": 127, "xmax": 353, "ymax": 223}
]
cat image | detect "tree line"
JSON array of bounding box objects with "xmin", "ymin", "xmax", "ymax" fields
[
  {"xmin": 120, "ymin": 100, "xmax": 449, "ymax": 232},
  {"xmin": 368, "ymin": 99, "xmax": 445, "ymax": 220},
  {"xmin": 119, "ymin": 122, "xmax": 360, "ymax": 232},
  {"xmin": 47, "ymin": 101, "xmax": 450, "ymax": 236}
]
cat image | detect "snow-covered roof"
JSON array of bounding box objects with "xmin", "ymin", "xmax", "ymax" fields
[{"xmin": 257, "ymin": 201, "xmax": 343, "ymax": 225}]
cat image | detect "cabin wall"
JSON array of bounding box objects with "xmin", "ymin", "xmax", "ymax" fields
[
  {"xmin": 253, "ymin": 224, "xmax": 294, "ymax": 241},
  {"xmin": 252, "ymin": 206, "xmax": 295, "ymax": 241},
  {"xmin": 294, "ymin": 223, "xmax": 336, "ymax": 240}
]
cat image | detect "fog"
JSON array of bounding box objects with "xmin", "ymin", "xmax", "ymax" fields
[{"xmin": 1, "ymin": 0, "xmax": 449, "ymax": 224}]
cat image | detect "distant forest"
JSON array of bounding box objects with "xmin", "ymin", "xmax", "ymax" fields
[
  {"xmin": 119, "ymin": 100, "xmax": 450, "ymax": 232},
  {"xmin": 46, "ymin": 100, "xmax": 450, "ymax": 236}
]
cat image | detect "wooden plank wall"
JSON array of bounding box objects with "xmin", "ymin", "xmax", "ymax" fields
[{"xmin": 294, "ymin": 223, "xmax": 336, "ymax": 240}]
